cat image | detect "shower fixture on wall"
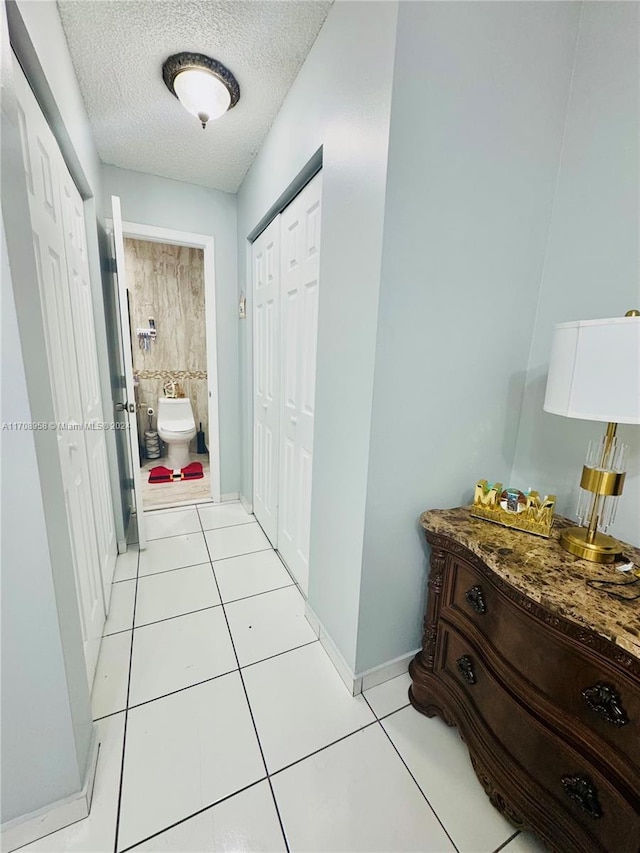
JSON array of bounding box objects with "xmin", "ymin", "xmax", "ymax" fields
[{"xmin": 162, "ymin": 52, "xmax": 241, "ymax": 129}]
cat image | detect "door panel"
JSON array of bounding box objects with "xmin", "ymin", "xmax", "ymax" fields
[
  {"xmin": 252, "ymin": 217, "xmax": 281, "ymax": 545},
  {"xmin": 283, "ymin": 288, "xmax": 299, "ymax": 410},
  {"xmin": 277, "ymin": 174, "xmax": 322, "ymax": 593},
  {"xmin": 280, "ymin": 435, "xmax": 296, "ymax": 546},
  {"xmin": 301, "ymin": 280, "xmax": 319, "ymax": 415}
]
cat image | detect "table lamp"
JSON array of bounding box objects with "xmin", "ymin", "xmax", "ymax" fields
[{"xmin": 543, "ymin": 310, "xmax": 640, "ymax": 563}]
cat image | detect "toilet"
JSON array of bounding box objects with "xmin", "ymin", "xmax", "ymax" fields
[{"xmin": 156, "ymin": 397, "xmax": 197, "ymax": 470}]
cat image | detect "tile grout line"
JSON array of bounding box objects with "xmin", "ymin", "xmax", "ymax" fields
[
  {"xmin": 93, "ymin": 637, "xmax": 322, "ymax": 722},
  {"xmin": 112, "ymin": 544, "xmax": 141, "ymax": 853},
  {"xmin": 492, "ymin": 831, "xmax": 521, "ymax": 853},
  {"xmin": 101, "ymin": 707, "xmax": 389, "ymax": 840},
  {"xmin": 222, "ymin": 581, "xmax": 295, "ymax": 607},
  {"xmin": 371, "ymin": 698, "xmax": 461, "ymax": 853},
  {"xmin": 128, "ymin": 546, "xmax": 274, "ymax": 582},
  {"xmin": 147, "ymin": 519, "xmax": 255, "ymax": 542},
  {"xmin": 118, "ymin": 777, "xmax": 269, "ymax": 853},
  {"xmin": 267, "ymin": 718, "xmax": 380, "ymax": 779},
  {"xmin": 197, "ymin": 509, "xmax": 292, "ymax": 853},
  {"xmin": 114, "ymin": 541, "xmax": 271, "ymax": 586},
  {"xmin": 241, "ymin": 638, "xmax": 319, "ymax": 671},
  {"xmin": 109, "ymin": 576, "xmax": 297, "ymax": 624},
  {"xmin": 92, "ymin": 708, "xmax": 126, "ymax": 723},
  {"xmin": 124, "ymin": 603, "xmax": 221, "ymax": 633},
  {"xmin": 251, "ymin": 515, "xmax": 301, "ymax": 595},
  {"xmin": 210, "ymin": 546, "xmax": 273, "ymax": 563},
  {"xmin": 378, "ymin": 701, "xmax": 411, "ymax": 721},
  {"xmin": 125, "ymin": 668, "xmax": 238, "ymax": 714}
]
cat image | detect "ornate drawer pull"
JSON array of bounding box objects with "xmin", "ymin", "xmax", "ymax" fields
[
  {"xmin": 582, "ymin": 683, "xmax": 629, "ymax": 727},
  {"xmin": 456, "ymin": 655, "xmax": 477, "ymax": 685},
  {"xmin": 465, "ymin": 585, "xmax": 486, "ymax": 615},
  {"xmin": 561, "ymin": 774, "xmax": 602, "ymax": 819}
]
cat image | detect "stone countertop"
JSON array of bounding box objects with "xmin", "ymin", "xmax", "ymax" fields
[{"xmin": 420, "ymin": 507, "xmax": 640, "ymax": 661}]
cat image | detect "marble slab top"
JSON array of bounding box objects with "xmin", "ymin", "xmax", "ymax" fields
[{"xmin": 420, "ymin": 507, "xmax": 640, "ymax": 662}]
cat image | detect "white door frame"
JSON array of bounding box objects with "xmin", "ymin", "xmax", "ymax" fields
[{"xmin": 119, "ymin": 220, "xmax": 221, "ymax": 504}]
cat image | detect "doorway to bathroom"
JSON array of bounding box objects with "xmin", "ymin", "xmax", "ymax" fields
[{"xmin": 116, "ymin": 219, "xmax": 221, "ymax": 515}]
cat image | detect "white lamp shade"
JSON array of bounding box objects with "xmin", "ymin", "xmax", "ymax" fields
[
  {"xmin": 544, "ymin": 315, "xmax": 640, "ymax": 424},
  {"xmin": 173, "ymin": 68, "xmax": 231, "ymax": 124}
]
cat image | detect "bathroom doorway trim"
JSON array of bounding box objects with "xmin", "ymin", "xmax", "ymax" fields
[{"xmin": 120, "ymin": 220, "xmax": 221, "ymax": 503}]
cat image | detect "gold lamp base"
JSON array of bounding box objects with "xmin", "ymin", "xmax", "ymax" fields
[{"xmin": 560, "ymin": 527, "xmax": 623, "ymax": 564}]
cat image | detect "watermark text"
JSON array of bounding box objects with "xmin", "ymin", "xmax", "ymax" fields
[{"xmin": 2, "ymin": 421, "xmax": 130, "ymax": 431}]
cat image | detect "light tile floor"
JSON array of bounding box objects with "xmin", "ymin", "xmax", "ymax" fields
[{"xmin": 24, "ymin": 502, "xmax": 546, "ymax": 853}]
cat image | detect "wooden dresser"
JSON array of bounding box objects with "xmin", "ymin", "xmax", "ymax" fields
[{"xmin": 409, "ymin": 508, "xmax": 640, "ymax": 853}]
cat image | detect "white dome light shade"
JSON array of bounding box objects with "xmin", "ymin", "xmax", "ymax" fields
[
  {"xmin": 173, "ymin": 68, "xmax": 231, "ymax": 126},
  {"xmin": 162, "ymin": 53, "xmax": 240, "ymax": 130}
]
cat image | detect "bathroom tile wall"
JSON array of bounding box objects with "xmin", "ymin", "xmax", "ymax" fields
[{"xmin": 124, "ymin": 239, "xmax": 209, "ymax": 454}]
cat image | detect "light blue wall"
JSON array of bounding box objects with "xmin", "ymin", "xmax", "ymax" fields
[
  {"xmin": 236, "ymin": 1, "xmax": 399, "ymax": 670},
  {"xmin": 355, "ymin": 1, "xmax": 582, "ymax": 673},
  {"xmin": 102, "ymin": 165, "xmax": 240, "ymax": 496},
  {"xmin": 511, "ymin": 1, "xmax": 640, "ymax": 546}
]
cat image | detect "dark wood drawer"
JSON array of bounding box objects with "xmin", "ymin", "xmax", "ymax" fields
[
  {"xmin": 439, "ymin": 623, "xmax": 640, "ymax": 853},
  {"xmin": 445, "ymin": 557, "xmax": 640, "ymax": 772}
]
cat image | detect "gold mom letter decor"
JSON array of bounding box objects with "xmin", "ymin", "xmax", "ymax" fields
[{"xmin": 471, "ymin": 480, "xmax": 556, "ymax": 538}]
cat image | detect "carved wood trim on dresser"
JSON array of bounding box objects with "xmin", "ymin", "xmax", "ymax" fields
[{"xmin": 409, "ymin": 508, "xmax": 640, "ymax": 853}]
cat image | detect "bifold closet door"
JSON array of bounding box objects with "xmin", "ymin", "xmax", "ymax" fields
[
  {"xmin": 252, "ymin": 217, "xmax": 281, "ymax": 545},
  {"xmin": 277, "ymin": 173, "xmax": 322, "ymax": 594},
  {"xmin": 60, "ymin": 168, "xmax": 117, "ymax": 599},
  {"xmin": 14, "ymin": 62, "xmax": 107, "ymax": 686}
]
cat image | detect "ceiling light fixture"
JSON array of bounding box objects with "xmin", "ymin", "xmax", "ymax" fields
[{"xmin": 162, "ymin": 52, "xmax": 240, "ymax": 129}]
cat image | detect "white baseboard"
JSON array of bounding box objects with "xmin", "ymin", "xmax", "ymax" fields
[
  {"xmin": 117, "ymin": 539, "xmax": 127, "ymax": 555},
  {"xmin": 304, "ymin": 602, "xmax": 321, "ymax": 638},
  {"xmin": 359, "ymin": 649, "xmax": 418, "ymax": 692},
  {"xmin": 1, "ymin": 725, "xmax": 100, "ymax": 852},
  {"xmin": 305, "ymin": 603, "xmax": 361, "ymax": 695},
  {"xmin": 305, "ymin": 603, "xmax": 416, "ymax": 696},
  {"xmin": 221, "ymin": 492, "xmax": 240, "ymax": 502},
  {"xmin": 321, "ymin": 627, "xmax": 362, "ymax": 696},
  {"xmin": 239, "ymin": 494, "xmax": 253, "ymax": 514}
]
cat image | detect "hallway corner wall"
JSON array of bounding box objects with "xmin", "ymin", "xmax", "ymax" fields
[
  {"xmin": 356, "ymin": 0, "xmax": 582, "ymax": 674},
  {"xmin": 236, "ymin": 0, "xmax": 400, "ymax": 672}
]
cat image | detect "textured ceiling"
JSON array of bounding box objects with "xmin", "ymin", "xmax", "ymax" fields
[{"xmin": 57, "ymin": 1, "xmax": 331, "ymax": 192}]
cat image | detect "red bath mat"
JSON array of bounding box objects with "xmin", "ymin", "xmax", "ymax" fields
[
  {"xmin": 148, "ymin": 462, "xmax": 204, "ymax": 483},
  {"xmin": 182, "ymin": 462, "xmax": 204, "ymax": 480}
]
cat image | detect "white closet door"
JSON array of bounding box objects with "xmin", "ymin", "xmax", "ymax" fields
[
  {"xmin": 14, "ymin": 62, "xmax": 105, "ymax": 686},
  {"xmin": 277, "ymin": 173, "xmax": 322, "ymax": 593},
  {"xmin": 59, "ymin": 166, "xmax": 117, "ymax": 602},
  {"xmin": 252, "ymin": 217, "xmax": 281, "ymax": 545}
]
